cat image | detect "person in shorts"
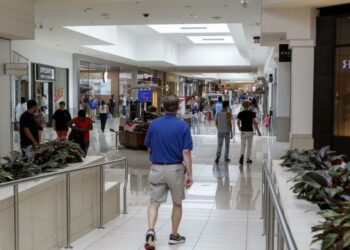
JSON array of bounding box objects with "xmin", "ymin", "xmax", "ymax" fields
[{"xmin": 143, "ymin": 95, "xmax": 193, "ymax": 250}]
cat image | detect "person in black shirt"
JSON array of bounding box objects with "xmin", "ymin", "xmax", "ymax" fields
[
  {"xmin": 237, "ymin": 101, "xmax": 261, "ymax": 164},
  {"xmin": 20, "ymin": 100, "xmax": 43, "ymax": 149},
  {"xmin": 52, "ymin": 101, "xmax": 72, "ymax": 139},
  {"xmin": 109, "ymin": 95, "xmax": 116, "ymax": 117}
]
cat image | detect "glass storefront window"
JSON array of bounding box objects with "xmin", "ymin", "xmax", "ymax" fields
[
  {"xmin": 11, "ymin": 52, "xmax": 29, "ymax": 118},
  {"xmin": 79, "ymin": 61, "xmax": 119, "ymax": 114},
  {"xmin": 334, "ymin": 46, "xmax": 350, "ymax": 136},
  {"xmin": 55, "ymin": 68, "xmax": 68, "ymax": 109}
]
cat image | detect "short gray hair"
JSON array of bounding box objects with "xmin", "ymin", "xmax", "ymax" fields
[{"xmin": 162, "ymin": 95, "xmax": 179, "ymax": 112}]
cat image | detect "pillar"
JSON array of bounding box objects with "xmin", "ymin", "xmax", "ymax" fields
[
  {"xmin": 290, "ymin": 40, "xmax": 315, "ymax": 149},
  {"xmin": 276, "ymin": 62, "xmax": 291, "ymax": 142},
  {"xmin": 0, "ymin": 39, "xmax": 12, "ymax": 156}
]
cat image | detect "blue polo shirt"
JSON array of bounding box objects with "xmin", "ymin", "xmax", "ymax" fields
[{"xmin": 144, "ymin": 113, "xmax": 193, "ymax": 164}]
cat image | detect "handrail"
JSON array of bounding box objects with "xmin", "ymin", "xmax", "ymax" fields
[
  {"xmin": 0, "ymin": 157, "xmax": 129, "ymax": 250},
  {"xmin": 0, "ymin": 157, "xmax": 127, "ymax": 188},
  {"xmin": 263, "ymin": 162, "xmax": 297, "ymax": 250}
]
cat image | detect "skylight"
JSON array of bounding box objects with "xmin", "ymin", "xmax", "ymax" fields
[
  {"xmin": 187, "ymin": 36, "xmax": 234, "ymax": 44},
  {"xmin": 148, "ymin": 24, "xmax": 230, "ymax": 34}
]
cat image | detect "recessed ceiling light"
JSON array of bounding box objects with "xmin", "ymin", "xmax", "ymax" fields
[
  {"xmin": 148, "ymin": 24, "xmax": 230, "ymax": 33},
  {"xmin": 181, "ymin": 26, "xmax": 207, "ymax": 30},
  {"xmin": 187, "ymin": 35, "xmax": 234, "ymax": 44},
  {"xmin": 191, "ymin": 14, "xmax": 199, "ymax": 18},
  {"xmin": 212, "ymin": 16, "xmax": 222, "ymax": 20}
]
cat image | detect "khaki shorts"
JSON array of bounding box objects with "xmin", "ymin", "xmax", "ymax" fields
[{"xmin": 149, "ymin": 164, "xmax": 185, "ymax": 205}]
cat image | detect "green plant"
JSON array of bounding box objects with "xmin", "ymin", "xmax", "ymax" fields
[
  {"xmin": 312, "ymin": 202, "xmax": 350, "ymax": 250},
  {"xmin": 0, "ymin": 140, "xmax": 85, "ymax": 184},
  {"xmin": 281, "ymin": 146, "xmax": 344, "ymax": 172},
  {"xmin": 291, "ymin": 166, "xmax": 350, "ymax": 209}
]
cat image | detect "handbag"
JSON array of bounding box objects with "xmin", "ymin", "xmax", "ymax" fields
[{"xmin": 68, "ymin": 128, "xmax": 84, "ymax": 144}]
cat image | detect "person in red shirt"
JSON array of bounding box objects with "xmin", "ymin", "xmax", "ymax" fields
[{"xmin": 68, "ymin": 110, "xmax": 93, "ymax": 155}]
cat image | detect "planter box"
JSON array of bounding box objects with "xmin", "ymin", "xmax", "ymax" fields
[
  {"xmin": 0, "ymin": 156, "xmax": 120, "ymax": 250},
  {"xmin": 271, "ymin": 160, "xmax": 322, "ymax": 250}
]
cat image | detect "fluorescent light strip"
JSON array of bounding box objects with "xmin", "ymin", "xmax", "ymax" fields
[
  {"xmin": 148, "ymin": 24, "xmax": 230, "ymax": 34},
  {"xmin": 187, "ymin": 35, "xmax": 234, "ymax": 44},
  {"xmin": 181, "ymin": 27, "xmax": 207, "ymax": 30},
  {"xmin": 203, "ymin": 38, "xmax": 225, "ymax": 41}
]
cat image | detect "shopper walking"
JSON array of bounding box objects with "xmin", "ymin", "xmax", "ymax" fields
[
  {"xmin": 121, "ymin": 94, "xmax": 127, "ymax": 116},
  {"xmin": 52, "ymin": 101, "xmax": 72, "ymax": 139},
  {"xmin": 237, "ymin": 101, "xmax": 261, "ymax": 164},
  {"xmin": 88, "ymin": 96, "xmax": 98, "ymax": 120},
  {"xmin": 109, "ymin": 94, "xmax": 116, "ymax": 117},
  {"xmin": 20, "ymin": 100, "xmax": 43, "ymax": 150},
  {"xmin": 143, "ymin": 95, "xmax": 193, "ymax": 250},
  {"xmin": 99, "ymin": 100, "xmax": 109, "ymax": 133},
  {"xmin": 264, "ymin": 114, "xmax": 270, "ymax": 133},
  {"xmin": 68, "ymin": 110, "xmax": 93, "ymax": 155},
  {"xmin": 214, "ymin": 96, "xmax": 223, "ymax": 117},
  {"xmin": 215, "ymin": 101, "xmax": 233, "ymax": 164},
  {"xmin": 15, "ymin": 97, "xmax": 27, "ymax": 128}
]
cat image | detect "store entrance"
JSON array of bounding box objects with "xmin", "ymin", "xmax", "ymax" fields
[{"xmin": 33, "ymin": 82, "xmax": 53, "ymax": 127}]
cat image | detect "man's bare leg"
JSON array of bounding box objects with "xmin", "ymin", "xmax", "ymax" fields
[
  {"xmin": 145, "ymin": 202, "xmax": 160, "ymax": 250},
  {"xmin": 171, "ymin": 203, "xmax": 182, "ymax": 235},
  {"xmin": 148, "ymin": 202, "xmax": 160, "ymax": 230}
]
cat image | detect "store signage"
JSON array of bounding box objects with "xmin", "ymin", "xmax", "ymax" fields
[
  {"xmin": 279, "ymin": 44, "xmax": 292, "ymax": 62},
  {"xmin": 342, "ymin": 59, "xmax": 350, "ymax": 70},
  {"xmin": 36, "ymin": 64, "xmax": 55, "ymax": 81},
  {"xmin": 4, "ymin": 63, "xmax": 28, "ymax": 76}
]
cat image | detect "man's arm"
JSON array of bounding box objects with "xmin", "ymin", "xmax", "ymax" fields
[
  {"xmin": 23, "ymin": 128, "xmax": 39, "ymax": 147},
  {"xmin": 52, "ymin": 119, "xmax": 56, "ymax": 130},
  {"xmin": 253, "ymin": 118, "xmax": 261, "ymax": 136},
  {"xmin": 183, "ymin": 149, "xmax": 193, "ymax": 189},
  {"xmin": 88, "ymin": 120, "xmax": 93, "ymax": 131},
  {"xmin": 227, "ymin": 113, "xmax": 233, "ymax": 138},
  {"xmin": 237, "ymin": 118, "xmax": 241, "ymax": 131}
]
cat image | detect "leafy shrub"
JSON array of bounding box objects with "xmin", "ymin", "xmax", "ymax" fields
[
  {"xmin": 312, "ymin": 203, "xmax": 350, "ymax": 250},
  {"xmin": 0, "ymin": 140, "xmax": 85, "ymax": 183}
]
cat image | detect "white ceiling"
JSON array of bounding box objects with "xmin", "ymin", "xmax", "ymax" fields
[
  {"xmin": 23, "ymin": 0, "xmax": 341, "ymax": 80},
  {"xmin": 31, "ymin": 0, "xmax": 271, "ymax": 78}
]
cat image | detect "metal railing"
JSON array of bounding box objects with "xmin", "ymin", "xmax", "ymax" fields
[
  {"xmin": 0, "ymin": 157, "xmax": 128, "ymax": 250},
  {"xmin": 262, "ymin": 162, "xmax": 297, "ymax": 250}
]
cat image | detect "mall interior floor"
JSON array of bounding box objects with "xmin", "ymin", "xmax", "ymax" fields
[{"xmin": 47, "ymin": 119, "xmax": 289, "ymax": 250}]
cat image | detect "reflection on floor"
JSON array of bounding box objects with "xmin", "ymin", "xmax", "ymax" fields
[{"xmin": 50, "ymin": 119, "xmax": 288, "ymax": 250}]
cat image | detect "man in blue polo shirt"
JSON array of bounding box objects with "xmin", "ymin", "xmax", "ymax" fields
[{"xmin": 143, "ymin": 95, "xmax": 193, "ymax": 250}]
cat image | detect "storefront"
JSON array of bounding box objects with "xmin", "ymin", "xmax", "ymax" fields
[
  {"xmin": 74, "ymin": 54, "xmax": 142, "ymax": 117},
  {"xmin": 314, "ymin": 4, "xmax": 350, "ymax": 157},
  {"xmin": 31, "ymin": 63, "xmax": 69, "ymax": 127}
]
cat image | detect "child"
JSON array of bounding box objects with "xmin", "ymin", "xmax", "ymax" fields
[{"xmin": 264, "ymin": 114, "xmax": 270, "ymax": 133}]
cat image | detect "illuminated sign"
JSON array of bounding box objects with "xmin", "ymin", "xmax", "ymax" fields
[{"xmin": 343, "ymin": 59, "xmax": 350, "ymax": 70}]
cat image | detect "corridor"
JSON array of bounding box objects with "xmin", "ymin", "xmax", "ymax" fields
[{"xmin": 65, "ymin": 128, "xmax": 288, "ymax": 250}]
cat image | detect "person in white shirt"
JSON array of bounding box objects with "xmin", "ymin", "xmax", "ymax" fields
[
  {"xmin": 15, "ymin": 97, "xmax": 27, "ymax": 123},
  {"xmin": 121, "ymin": 95, "xmax": 127, "ymax": 116},
  {"xmin": 99, "ymin": 100, "xmax": 109, "ymax": 133}
]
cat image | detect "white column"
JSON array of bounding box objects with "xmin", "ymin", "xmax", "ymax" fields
[
  {"xmin": 276, "ymin": 62, "xmax": 291, "ymax": 142},
  {"xmin": 0, "ymin": 39, "xmax": 12, "ymax": 156},
  {"xmin": 290, "ymin": 40, "xmax": 315, "ymax": 149}
]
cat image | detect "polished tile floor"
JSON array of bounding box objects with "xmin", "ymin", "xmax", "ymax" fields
[
  {"xmin": 12, "ymin": 116, "xmax": 287, "ymax": 250},
  {"xmin": 49, "ymin": 119, "xmax": 287, "ymax": 250}
]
